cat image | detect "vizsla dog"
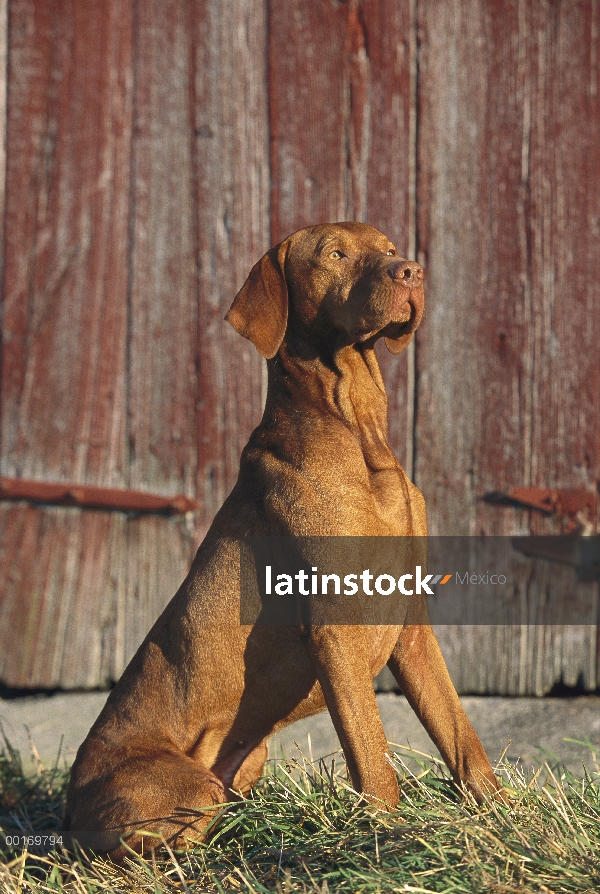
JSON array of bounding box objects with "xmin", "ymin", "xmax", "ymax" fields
[{"xmin": 64, "ymin": 222, "xmax": 503, "ymax": 857}]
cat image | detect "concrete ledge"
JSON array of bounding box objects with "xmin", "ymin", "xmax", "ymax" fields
[{"xmin": 2, "ymin": 692, "xmax": 600, "ymax": 777}]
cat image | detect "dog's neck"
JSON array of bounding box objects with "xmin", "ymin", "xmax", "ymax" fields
[{"xmin": 261, "ymin": 337, "xmax": 399, "ymax": 473}]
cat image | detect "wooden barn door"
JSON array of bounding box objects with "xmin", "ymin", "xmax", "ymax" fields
[
  {"xmin": 414, "ymin": 0, "xmax": 600, "ymax": 693},
  {"xmin": 267, "ymin": 0, "xmax": 600, "ymax": 693},
  {"xmin": 0, "ymin": 0, "xmax": 268, "ymax": 689},
  {"xmin": 0, "ymin": 0, "xmax": 598, "ymax": 695}
]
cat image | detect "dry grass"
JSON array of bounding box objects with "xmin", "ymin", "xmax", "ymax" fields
[{"xmin": 2, "ymin": 730, "xmax": 600, "ymax": 893}]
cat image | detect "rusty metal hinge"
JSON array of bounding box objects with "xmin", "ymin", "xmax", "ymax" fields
[
  {"xmin": 484, "ymin": 486, "xmax": 600, "ymax": 577},
  {"xmin": 484, "ymin": 485, "xmax": 598, "ymax": 534},
  {"xmin": 0, "ymin": 476, "xmax": 200, "ymax": 514}
]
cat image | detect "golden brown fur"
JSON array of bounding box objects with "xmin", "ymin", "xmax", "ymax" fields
[{"xmin": 64, "ymin": 223, "xmax": 503, "ymax": 858}]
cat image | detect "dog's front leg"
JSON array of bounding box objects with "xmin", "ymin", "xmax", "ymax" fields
[
  {"xmin": 301, "ymin": 624, "xmax": 399, "ymax": 807},
  {"xmin": 388, "ymin": 624, "xmax": 506, "ymax": 803}
]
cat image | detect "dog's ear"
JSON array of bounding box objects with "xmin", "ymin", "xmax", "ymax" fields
[
  {"xmin": 225, "ymin": 242, "xmax": 289, "ymax": 359},
  {"xmin": 384, "ymin": 285, "xmax": 424, "ymax": 355}
]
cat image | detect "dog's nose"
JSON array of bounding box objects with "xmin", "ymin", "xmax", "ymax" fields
[{"xmin": 388, "ymin": 260, "xmax": 424, "ymax": 288}]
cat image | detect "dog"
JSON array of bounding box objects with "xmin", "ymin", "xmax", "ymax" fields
[{"xmin": 64, "ymin": 222, "xmax": 504, "ymax": 858}]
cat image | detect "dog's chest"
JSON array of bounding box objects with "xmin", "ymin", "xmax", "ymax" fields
[
  {"xmin": 366, "ymin": 624, "xmax": 404, "ymax": 674},
  {"xmin": 368, "ymin": 467, "xmax": 415, "ymax": 534}
]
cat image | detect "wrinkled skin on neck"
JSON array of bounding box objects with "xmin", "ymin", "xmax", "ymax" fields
[{"xmin": 263, "ymin": 338, "xmax": 392, "ymax": 476}]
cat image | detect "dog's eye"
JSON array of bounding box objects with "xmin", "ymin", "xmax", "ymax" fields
[
  {"xmin": 386, "ymin": 248, "xmax": 396, "ymax": 256},
  {"xmin": 329, "ymin": 250, "xmax": 344, "ymax": 260}
]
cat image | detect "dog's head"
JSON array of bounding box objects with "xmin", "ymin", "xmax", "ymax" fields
[{"xmin": 225, "ymin": 222, "xmax": 424, "ymax": 358}]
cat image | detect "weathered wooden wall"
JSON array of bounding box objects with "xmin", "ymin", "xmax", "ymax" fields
[
  {"xmin": 414, "ymin": 0, "xmax": 600, "ymax": 693},
  {"xmin": 0, "ymin": 0, "xmax": 269, "ymax": 687},
  {"xmin": 0, "ymin": 0, "xmax": 598, "ymax": 693}
]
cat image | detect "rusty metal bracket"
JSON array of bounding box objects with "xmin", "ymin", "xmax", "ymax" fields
[
  {"xmin": 485, "ymin": 486, "xmax": 597, "ymax": 516},
  {"xmin": 0, "ymin": 477, "xmax": 200, "ymax": 514},
  {"xmin": 484, "ymin": 485, "xmax": 598, "ymax": 533}
]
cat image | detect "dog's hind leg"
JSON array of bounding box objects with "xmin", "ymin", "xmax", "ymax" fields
[{"xmin": 65, "ymin": 743, "xmax": 228, "ymax": 858}]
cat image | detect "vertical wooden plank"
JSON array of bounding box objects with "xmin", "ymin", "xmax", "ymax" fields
[
  {"xmin": 415, "ymin": 0, "xmax": 600, "ymax": 692},
  {"xmin": 360, "ymin": 0, "xmax": 417, "ymax": 470},
  {"xmin": 127, "ymin": 0, "xmax": 198, "ymax": 499},
  {"xmin": 2, "ymin": 0, "xmax": 131, "ymax": 486},
  {"xmin": 268, "ymin": 0, "xmax": 414, "ymax": 241},
  {"xmin": 268, "ymin": 0, "xmax": 348, "ymax": 238},
  {"xmin": 524, "ymin": 0, "xmax": 600, "ymax": 516},
  {"xmin": 0, "ymin": 0, "xmax": 7, "ymax": 284},
  {"xmin": 111, "ymin": 0, "xmax": 271, "ymax": 676},
  {"xmin": 416, "ymin": 0, "xmax": 504, "ymax": 536},
  {"xmin": 192, "ymin": 0, "xmax": 270, "ymax": 527},
  {"xmin": 268, "ymin": 0, "xmax": 416, "ymax": 465},
  {"xmin": 114, "ymin": 0, "xmax": 201, "ymax": 675},
  {"xmin": 0, "ymin": 0, "xmax": 134, "ymax": 688},
  {"xmin": 0, "ymin": 0, "xmax": 9, "ymax": 683}
]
